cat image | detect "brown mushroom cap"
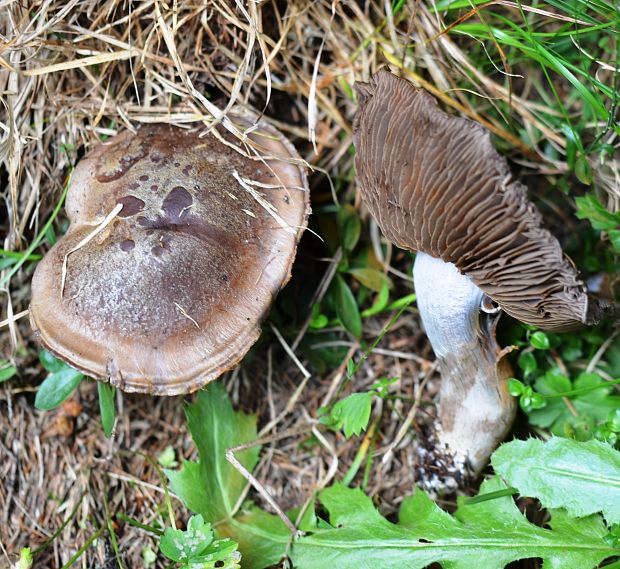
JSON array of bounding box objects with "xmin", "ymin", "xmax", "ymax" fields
[
  {"xmin": 354, "ymin": 69, "xmax": 612, "ymax": 331},
  {"xmin": 30, "ymin": 121, "xmax": 309, "ymax": 395}
]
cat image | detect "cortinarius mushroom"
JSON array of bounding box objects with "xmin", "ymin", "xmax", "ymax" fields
[
  {"xmin": 353, "ymin": 69, "xmax": 616, "ymax": 490},
  {"xmin": 30, "ymin": 120, "xmax": 309, "ymax": 395}
]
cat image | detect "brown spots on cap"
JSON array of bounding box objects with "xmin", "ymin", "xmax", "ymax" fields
[
  {"xmin": 117, "ymin": 196, "xmax": 145, "ymax": 217},
  {"xmin": 96, "ymin": 137, "xmax": 148, "ymax": 183},
  {"xmin": 120, "ymin": 239, "xmax": 135, "ymax": 252},
  {"xmin": 117, "ymin": 196, "xmax": 145, "ymax": 218},
  {"xmin": 162, "ymin": 187, "xmax": 193, "ymax": 222},
  {"xmin": 29, "ymin": 120, "xmax": 310, "ymax": 396}
]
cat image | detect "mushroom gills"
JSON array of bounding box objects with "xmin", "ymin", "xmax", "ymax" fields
[{"xmin": 413, "ymin": 252, "xmax": 516, "ymax": 491}]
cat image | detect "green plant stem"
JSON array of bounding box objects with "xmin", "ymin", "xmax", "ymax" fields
[
  {"xmin": 362, "ymin": 424, "xmax": 380, "ymax": 492},
  {"xmin": 342, "ymin": 415, "xmax": 380, "ymax": 486},
  {"xmin": 137, "ymin": 451, "xmax": 177, "ymax": 530},
  {"xmin": 116, "ymin": 513, "xmax": 164, "ymax": 536},
  {"xmin": 0, "ymin": 249, "xmax": 42, "ymax": 261},
  {"xmin": 59, "ymin": 525, "xmax": 105, "ymax": 569},
  {"xmin": 545, "ymin": 377, "xmax": 620, "ymax": 399},
  {"xmin": 102, "ymin": 492, "xmax": 124, "ymax": 569},
  {"xmin": 33, "ymin": 493, "xmax": 86, "ymax": 556},
  {"xmin": 465, "ymin": 487, "xmax": 518, "ymax": 505},
  {"xmin": 0, "ymin": 175, "xmax": 70, "ymax": 288},
  {"xmin": 350, "ymin": 300, "xmax": 415, "ymax": 380}
]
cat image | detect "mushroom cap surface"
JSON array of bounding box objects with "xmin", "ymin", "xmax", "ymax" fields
[
  {"xmin": 354, "ymin": 69, "xmax": 611, "ymax": 331},
  {"xmin": 30, "ymin": 121, "xmax": 309, "ymax": 395}
]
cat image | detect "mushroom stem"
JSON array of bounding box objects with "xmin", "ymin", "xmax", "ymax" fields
[{"xmin": 413, "ymin": 252, "xmax": 517, "ymax": 491}]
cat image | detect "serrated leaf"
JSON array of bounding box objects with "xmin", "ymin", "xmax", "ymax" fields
[
  {"xmin": 575, "ymin": 195, "xmax": 620, "ymax": 230},
  {"xmin": 529, "ymin": 372, "xmax": 620, "ymax": 436},
  {"xmin": 218, "ymin": 504, "xmax": 316, "ymax": 569},
  {"xmin": 334, "ymin": 275, "xmax": 362, "ymax": 338},
  {"xmin": 165, "ymin": 383, "xmax": 260, "ymax": 523},
  {"xmin": 160, "ymin": 514, "xmax": 240, "ymax": 568},
  {"xmin": 492, "ymin": 437, "xmax": 620, "ymax": 523},
  {"xmin": 218, "ymin": 509, "xmax": 289, "ymax": 569},
  {"xmin": 293, "ymin": 479, "xmax": 617, "ymax": 569},
  {"xmin": 160, "ymin": 515, "xmax": 214, "ymax": 562},
  {"xmin": 98, "ymin": 382, "xmax": 116, "ymax": 438},
  {"xmin": 35, "ymin": 366, "xmax": 83, "ymax": 410},
  {"xmin": 330, "ymin": 392, "xmax": 372, "ymax": 438},
  {"xmin": 158, "ymin": 445, "xmax": 178, "ymax": 468}
]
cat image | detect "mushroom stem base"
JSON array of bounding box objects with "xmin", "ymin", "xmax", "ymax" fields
[{"xmin": 413, "ymin": 252, "xmax": 516, "ymax": 493}]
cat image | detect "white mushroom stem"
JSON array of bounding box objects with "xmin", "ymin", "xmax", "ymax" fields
[{"xmin": 413, "ymin": 252, "xmax": 516, "ymax": 482}]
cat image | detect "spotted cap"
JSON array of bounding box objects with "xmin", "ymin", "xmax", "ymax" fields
[{"xmin": 30, "ymin": 121, "xmax": 310, "ymax": 394}]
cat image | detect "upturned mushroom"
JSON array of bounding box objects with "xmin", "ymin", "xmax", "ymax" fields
[
  {"xmin": 30, "ymin": 119, "xmax": 309, "ymax": 395},
  {"xmin": 353, "ymin": 69, "xmax": 617, "ymax": 491}
]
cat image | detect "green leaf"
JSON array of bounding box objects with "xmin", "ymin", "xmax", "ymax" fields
[
  {"xmin": 529, "ymin": 371, "xmax": 620, "ymax": 437},
  {"xmin": 15, "ymin": 547, "xmax": 33, "ymax": 569},
  {"xmin": 337, "ymin": 205, "xmax": 361, "ymax": 252},
  {"xmin": 39, "ymin": 349, "xmax": 66, "ymax": 373},
  {"xmin": 160, "ymin": 514, "xmax": 240, "ymax": 568},
  {"xmin": 347, "ymin": 268, "xmax": 391, "ymax": 293},
  {"xmin": 574, "ymin": 154, "xmax": 593, "ymax": 185},
  {"xmin": 309, "ymin": 304, "xmax": 329, "ymax": 330},
  {"xmin": 361, "ymin": 281, "xmax": 390, "ymax": 317},
  {"xmin": 293, "ymin": 478, "xmax": 616, "ymax": 568},
  {"xmin": 160, "ymin": 515, "xmax": 215, "ymax": 562},
  {"xmin": 328, "ymin": 392, "xmax": 373, "ymax": 438},
  {"xmin": 34, "ymin": 365, "xmax": 83, "ymax": 411},
  {"xmin": 492, "ymin": 437, "xmax": 620, "ymax": 523},
  {"xmin": 530, "ymin": 331, "xmax": 550, "ymax": 350},
  {"xmin": 0, "ymin": 361, "xmax": 17, "ymax": 383},
  {"xmin": 507, "ymin": 378, "xmax": 524, "ymax": 396},
  {"xmin": 141, "ymin": 546, "xmax": 157, "ymax": 567},
  {"xmin": 98, "ymin": 382, "xmax": 116, "ymax": 438},
  {"xmin": 575, "ymin": 195, "xmax": 620, "ymax": 231},
  {"xmin": 218, "ymin": 508, "xmax": 291, "ymax": 569},
  {"xmin": 518, "ymin": 351, "xmax": 537, "ymax": 376},
  {"xmin": 219, "ymin": 505, "xmax": 316, "ymax": 569},
  {"xmin": 608, "ymin": 229, "xmax": 620, "ymax": 253},
  {"xmin": 165, "ymin": 383, "xmax": 260, "ymax": 523},
  {"xmin": 334, "ymin": 275, "xmax": 362, "ymax": 338},
  {"xmin": 158, "ymin": 445, "xmax": 178, "ymax": 468}
]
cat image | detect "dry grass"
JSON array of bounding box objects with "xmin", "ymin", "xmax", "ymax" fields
[{"xmin": 0, "ymin": 0, "xmax": 617, "ymax": 567}]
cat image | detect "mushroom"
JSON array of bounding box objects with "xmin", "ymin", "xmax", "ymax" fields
[
  {"xmin": 30, "ymin": 120, "xmax": 309, "ymax": 395},
  {"xmin": 353, "ymin": 69, "xmax": 617, "ymax": 490}
]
